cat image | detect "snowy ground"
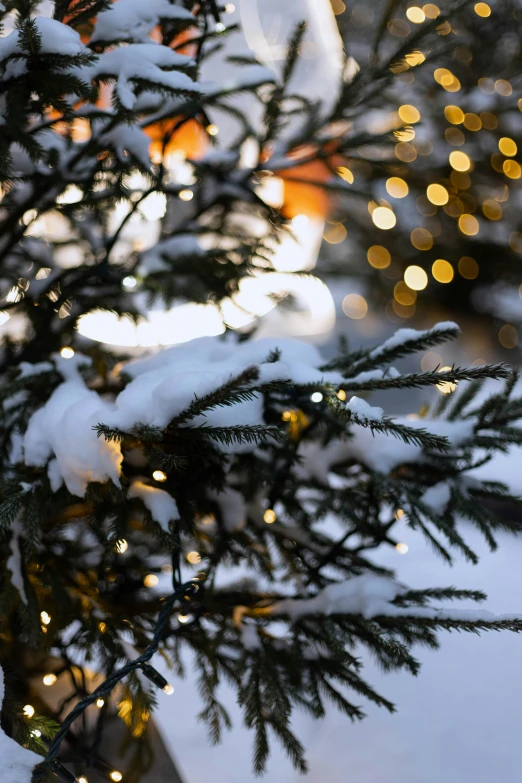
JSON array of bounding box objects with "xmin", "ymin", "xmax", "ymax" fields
[{"xmin": 154, "ymin": 510, "xmax": 522, "ymax": 782}]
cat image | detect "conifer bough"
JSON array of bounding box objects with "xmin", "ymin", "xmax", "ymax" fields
[{"xmin": 0, "ymin": 2, "xmax": 521, "ymax": 781}]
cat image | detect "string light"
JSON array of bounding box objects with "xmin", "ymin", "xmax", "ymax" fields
[
  {"xmin": 264, "ymin": 509, "xmax": 277, "ymax": 524},
  {"xmin": 224, "ymin": 2, "xmax": 235, "ymax": 11},
  {"xmin": 311, "ymin": 392, "xmax": 323, "ymax": 403},
  {"xmin": 342, "ymin": 293, "xmax": 368, "ymax": 319},
  {"xmin": 96, "ymin": 698, "xmax": 105, "ymax": 708},
  {"xmin": 206, "ymin": 124, "xmax": 219, "ymax": 136},
  {"xmin": 423, "ymin": 3, "xmax": 440, "ymax": 18},
  {"xmin": 186, "ymin": 551, "xmax": 201, "ymax": 564},
  {"xmin": 463, "ymin": 113, "xmax": 481, "ymax": 131},
  {"xmin": 51, "ymin": 761, "xmax": 78, "ymax": 783},
  {"xmin": 367, "ymin": 245, "xmax": 391, "ymax": 269},
  {"xmin": 371, "ymin": 206, "xmax": 396, "ymax": 229},
  {"xmin": 323, "ymin": 223, "xmax": 347, "ymax": 244},
  {"xmin": 152, "ymin": 470, "xmax": 167, "ymax": 482},
  {"xmin": 503, "ymin": 160, "xmax": 522, "ymax": 179},
  {"xmin": 394, "ymin": 281, "xmax": 416, "ymax": 306},
  {"xmin": 495, "ymin": 79, "xmax": 512, "ymax": 96},
  {"xmin": 498, "ymin": 324, "xmax": 518, "ymax": 349},
  {"xmin": 449, "ymin": 151, "xmax": 471, "ymax": 171},
  {"xmin": 23, "ymin": 704, "xmax": 35, "ymax": 718},
  {"xmin": 410, "ymin": 228, "xmax": 433, "ymax": 251},
  {"xmin": 499, "ymin": 137, "xmax": 517, "ymax": 157},
  {"xmin": 432, "ymin": 259, "xmax": 454, "ymax": 283},
  {"xmin": 78, "ymin": 777, "xmax": 89, "ymax": 783},
  {"xmin": 109, "ymin": 772, "xmax": 123, "ymax": 782},
  {"xmin": 396, "ymin": 543, "xmax": 409, "ymax": 554},
  {"xmin": 406, "ymin": 7, "xmax": 426, "ymax": 23},
  {"xmin": 386, "ymin": 177, "xmax": 409, "ymax": 198},
  {"xmin": 178, "ymin": 613, "xmax": 190, "ymax": 623},
  {"xmin": 114, "ymin": 539, "xmax": 128, "ymax": 554},
  {"xmin": 43, "ymin": 673, "xmax": 57, "ymax": 686},
  {"xmin": 404, "ymin": 266, "xmax": 428, "ymax": 290},
  {"xmin": 337, "ymin": 166, "xmax": 354, "ymax": 183},
  {"xmin": 458, "ymin": 256, "xmax": 479, "ymax": 279},
  {"xmin": 474, "ymin": 2, "xmax": 491, "ymax": 16},
  {"xmin": 337, "ymin": 390, "xmax": 347, "ymax": 401},
  {"xmin": 444, "ymin": 105, "xmax": 464, "ymax": 124},
  {"xmin": 426, "ymin": 184, "xmax": 449, "ymax": 205},
  {"xmin": 40, "ymin": 611, "xmax": 51, "ymax": 625},
  {"xmin": 60, "ymin": 347, "xmax": 74, "ymax": 359},
  {"xmin": 178, "ymin": 189, "xmax": 193, "ymax": 201},
  {"xmin": 122, "ymin": 276, "xmax": 137, "ymax": 290},
  {"xmin": 140, "ymin": 663, "xmax": 174, "ymax": 695},
  {"xmin": 458, "ymin": 214, "xmax": 479, "ymax": 236},
  {"xmin": 143, "ymin": 574, "xmax": 159, "ymax": 588},
  {"xmin": 437, "ymin": 367, "xmax": 457, "ymax": 394}
]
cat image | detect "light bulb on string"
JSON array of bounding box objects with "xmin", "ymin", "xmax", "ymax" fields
[
  {"xmin": 109, "ymin": 772, "xmax": 123, "ymax": 783},
  {"xmin": 43, "ymin": 673, "xmax": 57, "ymax": 686},
  {"xmin": 51, "ymin": 761, "xmax": 78, "ymax": 783},
  {"xmin": 140, "ymin": 663, "xmax": 173, "ymax": 694}
]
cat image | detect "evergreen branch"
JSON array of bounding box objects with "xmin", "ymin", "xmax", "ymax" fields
[{"xmin": 342, "ymin": 365, "xmax": 510, "ymax": 392}]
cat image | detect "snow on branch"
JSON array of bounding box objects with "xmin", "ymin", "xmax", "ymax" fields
[
  {"xmin": 0, "ymin": 667, "xmax": 41, "ymax": 783},
  {"xmin": 79, "ymin": 44, "xmax": 200, "ymax": 110},
  {"xmin": 91, "ymin": 0, "xmax": 194, "ymax": 44},
  {"xmin": 271, "ymin": 574, "xmax": 522, "ymax": 629}
]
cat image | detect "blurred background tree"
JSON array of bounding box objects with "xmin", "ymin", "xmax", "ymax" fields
[{"xmin": 320, "ymin": 0, "xmax": 522, "ymax": 361}]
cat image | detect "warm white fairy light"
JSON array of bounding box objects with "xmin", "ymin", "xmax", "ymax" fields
[
  {"xmin": 40, "ymin": 611, "xmax": 51, "ymax": 625},
  {"xmin": 310, "ymin": 392, "xmax": 323, "ymax": 403},
  {"xmin": 264, "ymin": 509, "xmax": 276, "ymax": 524},
  {"xmin": 60, "ymin": 346, "xmax": 75, "ymax": 359},
  {"xmin": 122, "ymin": 276, "xmax": 137, "ymax": 290},
  {"xmin": 152, "ymin": 470, "xmax": 167, "ymax": 482},
  {"xmin": 43, "ymin": 673, "xmax": 57, "ymax": 686},
  {"xmin": 114, "ymin": 539, "xmax": 128, "ymax": 554},
  {"xmin": 143, "ymin": 574, "xmax": 159, "ymax": 588},
  {"xmin": 396, "ymin": 542, "xmax": 409, "ymax": 554},
  {"xmin": 109, "ymin": 772, "xmax": 123, "ymax": 782},
  {"xmin": 178, "ymin": 189, "xmax": 194, "ymax": 201},
  {"xmin": 163, "ymin": 684, "xmax": 175, "ymax": 695},
  {"xmin": 178, "ymin": 613, "xmax": 189, "ymax": 624},
  {"xmin": 96, "ymin": 698, "xmax": 105, "ymax": 708},
  {"xmin": 23, "ymin": 705, "xmax": 35, "ymax": 718}
]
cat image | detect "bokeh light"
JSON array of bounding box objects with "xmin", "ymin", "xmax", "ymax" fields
[
  {"xmin": 342, "ymin": 293, "xmax": 368, "ymax": 319},
  {"xmin": 404, "ymin": 266, "xmax": 428, "ymax": 290}
]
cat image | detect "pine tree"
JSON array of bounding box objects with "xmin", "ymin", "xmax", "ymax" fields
[{"xmin": 0, "ymin": 2, "xmax": 521, "ymax": 782}]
